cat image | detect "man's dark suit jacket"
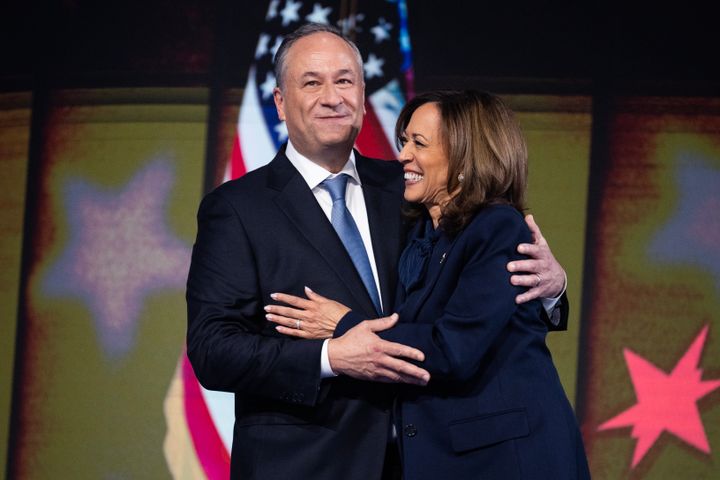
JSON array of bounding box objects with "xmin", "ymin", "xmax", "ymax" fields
[
  {"xmin": 186, "ymin": 147, "xmax": 405, "ymax": 479},
  {"xmin": 337, "ymin": 205, "xmax": 587, "ymax": 479}
]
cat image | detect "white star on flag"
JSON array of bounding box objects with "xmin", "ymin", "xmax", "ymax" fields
[
  {"xmin": 259, "ymin": 72, "xmax": 276, "ymax": 99},
  {"xmin": 255, "ymin": 33, "xmax": 270, "ymax": 59},
  {"xmin": 274, "ymin": 122, "xmax": 288, "ymax": 142},
  {"xmin": 270, "ymin": 36, "xmax": 284, "ymax": 59},
  {"xmin": 364, "ymin": 53, "xmax": 385, "ymax": 79},
  {"xmin": 337, "ymin": 13, "xmax": 365, "ymax": 33},
  {"xmin": 371, "ymin": 18, "xmax": 392, "ymax": 43},
  {"xmin": 266, "ymin": 0, "xmax": 280, "ymax": 19},
  {"xmin": 306, "ymin": 3, "xmax": 332, "ymax": 24},
  {"xmin": 280, "ymin": 0, "xmax": 302, "ymax": 26}
]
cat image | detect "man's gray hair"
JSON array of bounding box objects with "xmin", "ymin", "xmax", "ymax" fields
[{"xmin": 273, "ymin": 23, "xmax": 364, "ymax": 89}]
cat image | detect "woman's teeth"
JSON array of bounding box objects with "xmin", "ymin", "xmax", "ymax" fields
[{"xmin": 404, "ymin": 172, "xmax": 423, "ymax": 182}]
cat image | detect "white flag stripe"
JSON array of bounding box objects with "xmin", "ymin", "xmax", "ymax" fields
[
  {"xmin": 368, "ymin": 80, "xmax": 406, "ymax": 156},
  {"xmin": 239, "ymin": 66, "xmax": 279, "ymax": 173},
  {"xmin": 200, "ymin": 386, "xmax": 235, "ymax": 452}
]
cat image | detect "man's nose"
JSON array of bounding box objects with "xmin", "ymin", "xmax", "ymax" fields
[{"xmin": 319, "ymin": 84, "xmax": 343, "ymax": 106}]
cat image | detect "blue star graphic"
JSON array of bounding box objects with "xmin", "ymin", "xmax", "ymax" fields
[
  {"xmin": 648, "ymin": 154, "xmax": 720, "ymax": 291},
  {"xmin": 43, "ymin": 159, "xmax": 191, "ymax": 360}
]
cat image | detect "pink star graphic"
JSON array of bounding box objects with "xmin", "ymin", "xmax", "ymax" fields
[
  {"xmin": 44, "ymin": 159, "xmax": 191, "ymax": 359},
  {"xmin": 598, "ymin": 325, "xmax": 720, "ymax": 468}
]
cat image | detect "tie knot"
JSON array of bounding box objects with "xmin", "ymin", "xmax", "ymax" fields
[{"xmin": 323, "ymin": 174, "xmax": 350, "ymax": 202}]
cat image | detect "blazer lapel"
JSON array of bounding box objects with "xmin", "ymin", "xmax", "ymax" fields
[
  {"xmin": 398, "ymin": 231, "xmax": 459, "ymax": 324},
  {"xmin": 268, "ymin": 150, "xmax": 378, "ymax": 317}
]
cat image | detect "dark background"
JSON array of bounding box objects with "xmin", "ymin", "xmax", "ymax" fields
[{"xmin": 2, "ymin": 0, "xmax": 718, "ymax": 95}]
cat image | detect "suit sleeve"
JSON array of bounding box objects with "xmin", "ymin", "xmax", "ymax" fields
[
  {"xmin": 186, "ymin": 190, "xmax": 324, "ymax": 406},
  {"xmin": 334, "ymin": 310, "xmax": 367, "ymax": 337},
  {"xmin": 379, "ymin": 209, "xmax": 538, "ymax": 383}
]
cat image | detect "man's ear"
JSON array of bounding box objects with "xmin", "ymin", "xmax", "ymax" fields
[{"xmin": 273, "ymin": 87, "xmax": 285, "ymax": 121}]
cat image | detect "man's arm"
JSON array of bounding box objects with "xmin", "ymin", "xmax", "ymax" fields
[
  {"xmin": 507, "ymin": 214, "xmax": 568, "ymax": 330},
  {"xmin": 186, "ymin": 190, "xmax": 325, "ymax": 406},
  {"xmin": 507, "ymin": 214, "xmax": 566, "ymax": 301},
  {"xmin": 265, "ymin": 290, "xmax": 431, "ymax": 385}
]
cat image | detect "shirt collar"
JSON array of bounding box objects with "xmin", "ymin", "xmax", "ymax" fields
[{"xmin": 285, "ymin": 140, "xmax": 361, "ymax": 190}]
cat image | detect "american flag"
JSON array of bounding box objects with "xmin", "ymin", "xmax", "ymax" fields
[
  {"xmin": 165, "ymin": 2, "xmax": 414, "ymax": 478},
  {"xmin": 226, "ymin": 0, "xmax": 414, "ymax": 180}
]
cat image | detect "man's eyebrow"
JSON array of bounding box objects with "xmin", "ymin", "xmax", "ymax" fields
[
  {"xmin": 300, "ymin": 71, "xmax": 321, "ymax": 79},
  {"xmin": 335, "ymin": 68, "xmax": 355, "ymax": 76},
  {"xmin": 299, "ymin": 69, "xmax": 356, "ymax": 78}
]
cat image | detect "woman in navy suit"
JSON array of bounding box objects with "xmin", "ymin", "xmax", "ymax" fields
[{"xmin": 268, "ymin": 90, "xmax": 590, "ymax": 479}]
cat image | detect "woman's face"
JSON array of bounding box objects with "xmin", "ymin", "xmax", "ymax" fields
[{"xmin": 398, "ymin": 102, "xmax": 451, "ymax": 219}]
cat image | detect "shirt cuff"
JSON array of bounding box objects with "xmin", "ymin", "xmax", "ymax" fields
[
  {"xmin": 320, "ymin": 339, "xmax": 338, "ymax": 378},
  {"xmin": 541, "ymin": 271, "xmax": 567, "ymax": 323}
]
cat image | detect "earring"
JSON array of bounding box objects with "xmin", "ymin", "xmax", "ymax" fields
[{"xmin": 457, "ymin": 173, "xmax": 465, "ymax": 182}]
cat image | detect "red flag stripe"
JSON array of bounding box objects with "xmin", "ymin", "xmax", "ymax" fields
[
  {"xmin": 355, "ymin": 100, "xmax": 397, "ymax": 160},
  {"xmin": 182, "ymin": 355, "xmax": 231, "ymax": 479}
]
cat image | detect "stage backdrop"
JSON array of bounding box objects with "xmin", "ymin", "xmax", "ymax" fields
[
  {"xmin": 7, "ymin": 88, "xmax": 207, "ymax": 479},
  {"xmin": 2, "ymin": 3, "xmax": 720, "ymax": 480},
  {"xmin": 0, "ymin": 92, "xmax": 32, "ymax": 480},
  {"xmin": 579, "ymin": 97, "xmax": 720, "ymax": 478}
]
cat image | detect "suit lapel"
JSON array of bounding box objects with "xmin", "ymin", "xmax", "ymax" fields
[
  {"xmin": 268, "ymin": 150, "xmax": 378, "ymax": 317},
  {"xmin": 357, "ymin": 155, "xmax": 403, "ymax": 315}
]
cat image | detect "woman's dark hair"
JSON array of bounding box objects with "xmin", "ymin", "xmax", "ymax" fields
[{"xmin": 395, "ymin": 90, "xmax": 528, "ymax": 235}]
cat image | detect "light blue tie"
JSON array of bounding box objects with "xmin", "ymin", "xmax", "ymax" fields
[{"xmin": 322, "ymin": 174, "xmax": 382, "ymax": 315}]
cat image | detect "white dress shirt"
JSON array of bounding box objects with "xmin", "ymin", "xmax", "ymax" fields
[{"xmin": 285, "ymin": 140, "xmax": 382, "ymax": 377}]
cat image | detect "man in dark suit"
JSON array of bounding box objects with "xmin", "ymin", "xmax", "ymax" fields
[{"xmin": 186, "ymin": 23, "xmax": 568, "ymax": 480}]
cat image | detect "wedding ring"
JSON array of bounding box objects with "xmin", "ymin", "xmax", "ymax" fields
[
  {"xmin": 295, "ymin": 319, "xmax": 301, "ymax": 330},
  {"xmin": 534, "ymin": 273, "xmax": 542, "ymax": 287}
]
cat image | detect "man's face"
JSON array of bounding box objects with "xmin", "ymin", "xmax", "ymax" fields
[{"xmin": 273, "ymin": 32, "xmax": 365, "ymax": 161}]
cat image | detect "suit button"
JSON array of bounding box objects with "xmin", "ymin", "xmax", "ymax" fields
[{"xmin": 404, "ymin": 424, "xmax": 417, "ymax": 437}]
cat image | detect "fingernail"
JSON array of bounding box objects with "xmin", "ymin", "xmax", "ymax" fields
[
  {"xmin": 265, "ymin": 314, "xmax": 273, "ymax": 320},
  {"xmin": 270, "ymin": 293, "xmax": 278, "ymax": 299},
  {"xmin": 264, "ymin": 305, "xmax": 271, "ymax": 311},
  {"xmin": 304, "ymin": 286, "xmax": 313, "ymax": 293}
]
